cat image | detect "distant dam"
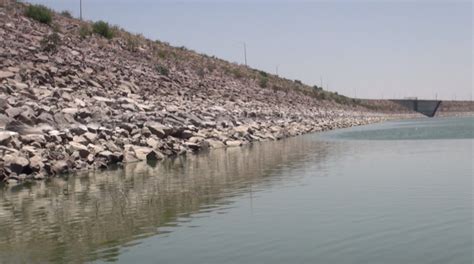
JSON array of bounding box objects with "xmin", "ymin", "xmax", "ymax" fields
[{"xmin": 390, "ymin": 99, "xmax": 442, "ymax": 117}]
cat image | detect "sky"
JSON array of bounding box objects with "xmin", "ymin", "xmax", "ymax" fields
[{"xmin": 27, "ymin": 0, "xmax": 472, "ymax": 100}]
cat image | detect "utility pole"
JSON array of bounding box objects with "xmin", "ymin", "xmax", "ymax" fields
[
  {"xmin": 276, "ymin": 65, "xmax": 279, "ymax": 76},
  {"xmin": 80, "ymin": 0, "xmax": 83, "ymax": 20},
  {"xmin": 320, "ymin": 76, "xmax": 323, "ymax": 89}
]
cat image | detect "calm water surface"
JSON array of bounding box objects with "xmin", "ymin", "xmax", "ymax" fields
[{"xmin": 0, "ymin": 116, "xmax": 472, "ymax": 264}]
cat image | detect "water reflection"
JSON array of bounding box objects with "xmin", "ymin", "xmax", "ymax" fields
[{"xmin": 0, "ymin": 136, "xmax": 334, "ymax": 263}]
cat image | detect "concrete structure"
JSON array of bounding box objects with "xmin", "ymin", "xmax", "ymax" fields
[{"xmin": 390, "ymin": 99, "xmax": 442, "ymax": 117}]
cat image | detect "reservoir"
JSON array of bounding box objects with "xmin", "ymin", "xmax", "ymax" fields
[{"xmin": 0, "ymin": 116, "xmax": 472, "ymax": 264}]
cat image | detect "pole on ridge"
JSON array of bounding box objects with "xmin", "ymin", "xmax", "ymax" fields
[{"xmin": 243, "ymin": 42, "xmax": 247, "ymax": 67}]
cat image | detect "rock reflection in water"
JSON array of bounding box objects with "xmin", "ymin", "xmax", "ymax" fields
[{"xmin": 0, "ymin": 136, "xmax": 333, "ymax": 263}]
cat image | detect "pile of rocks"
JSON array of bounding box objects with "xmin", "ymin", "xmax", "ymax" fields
[{"xmin": 0, "ymin": 3, "xmax": 393, "ymax": 183}]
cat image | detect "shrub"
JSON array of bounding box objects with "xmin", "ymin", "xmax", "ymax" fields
[
  {"xmin": 80, "ymin": 27, "xmax": 92, "ymax": 39},
  {"xmin": 25, "ymin": 4, "xmax": 52, "ymax": 24},
  {"xmin": 155, "ymin": 64, "xmax": 169, "ymax": 76},
  {"xmin": 78, "ymin": 24, "xmax": 92, "ymax": 39},
  {"xmin": 294, "ymin": 79, "xmax": 303, "ymax": 85},
  {"xmin": 125, "ymin": 34, "xmax": 140, "ymax": 52},
  {"xmin": 60, "ymin": 10, "xmax": 72, "ymax": 18},
  {"xmin": 156, "ymin": 50, "xmax": 168, "ymax": 59},
  {"xmin": 258, "ymin": 70, "xmax": 268, "ymax": 77},
  {"xmin": 230, "ymin": 68, "xmax": 243, "ymax": 79},
  {"xmin": 316, "ymin": 92, "xmax": 327, "ymax": 100},
  {"xmin": 40, "ymin": 32, "xmax": 61, "ymax": 52},
  {"xmin": 92, "ymin": 21, "xmax": 114, "ymax": 39},
  {"xmin": 258, "ymin": 76, "xmax": 268, "ymax": 88}
]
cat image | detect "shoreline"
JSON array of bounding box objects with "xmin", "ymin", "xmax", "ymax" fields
[
  {"xmin": 0, "ymin": 114, "xmax": 400, "ymax": 185},
  {"xmin": 4, "ymin": 112, "xmax": 470, "ymax": 186}
]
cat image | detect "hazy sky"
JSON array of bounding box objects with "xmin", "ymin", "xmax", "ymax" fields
[{"xmin": 27, "ymin": 0, "xmax": 472, "ymax": 100}]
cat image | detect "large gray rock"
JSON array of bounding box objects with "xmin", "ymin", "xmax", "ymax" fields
[
  {"xmin": 97, "ymin": 151, "xmax": 123, "ymax": 164},
  {"xmin": 146, "ymin": 122, "xmax": 168, "ymax": 138},
  {"xmin": 51, "ymin": 160, "xmax": 69, "ymax": 174},
  {"xmin": 179, "ymin": 130, "xmax": 194, "ymax": 139},
  {"xmin": 29, "ymin": 155, "xmax": 44, "ymax": 172},
  {"xmin": 132, "ymin": 146, "xmax": 164, "ymax": 161},
  {"xmin": 205, "ymin": 139, "xmax": 225, "ymax": 149},
  {"xmin": 68, "ymin": 141, "xmax": 90, "ymax": 158},
  {"xmin": 0, "ymin": 71, "xmax": 14, "ymax": 79},
  {"xmin": 0, "ymin": 131, "xmax": 18, "ymax": 146},
  {"xmin": 225, "ymin": 140, "xmax": 242, "ymax": 147},
  {"xmin": 70, "ymin": 125, "xmax": 88, "ymax": 135},
  {"xmin": 3, "ymin": 155, "xmax": 30, "ymax": 174},
  {"xmin": 20, "ymin": 134, "xmax": 46, "ymax": 146},
  {"xmin": 233, "ymin": 125, "xmax": 250, "ymax": 135}
]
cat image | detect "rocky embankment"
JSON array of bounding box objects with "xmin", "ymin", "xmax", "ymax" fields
[
  {"xmin": 0, "ymin": 3, "xmax": 401, "ymax": 183},
  {"xmin": 437, "ymin": 101, "xmax": 474, "ymax": 117}
]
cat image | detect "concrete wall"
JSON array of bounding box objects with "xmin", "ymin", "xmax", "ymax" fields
[{"xmin": 390, "ymin": 100, "xmax": 442, "ymax": 117}]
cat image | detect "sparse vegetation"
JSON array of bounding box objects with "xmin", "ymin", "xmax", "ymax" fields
[
  {"xmin": 294, "ymin": 80, "xmax": 303, "ymax": 85},
  {"xmin": 40, "ymin": 32, "xmax": 61, "ymax": 52},
  {"xmin": 156, "ymin": 50, "xmax": 168, "ymax": 59},
  {"xmin": 230, "ymin": 68, "xmax": 243, "ymax": 79},
  {"xmin": 155, "ymin": 64, "xmax": 169, "ymax": 76},
  {"xmin": 25, "ymin": 4, "xmax": 52, "ymax": 24},
  {"xmin": 258, "ymin": 76, "xmax": 269, "ymax": 88},
  {"xmin": 124, "ymin": 34, "xmax": 140, "ymax": 52},
  {"xmin": 78, "ymin": 24, "xmax": 92, "ymax": 39},
  {"xmin": 258, "ymin": 70, "xmax": 268, "ymax": 78},
  {"xmin": 92, "ymin": 21, "xmax": 114, "ymax": 39},
  {"xmin": 60, "ymin": 10, "xmax": 72, "ymax": 18}
]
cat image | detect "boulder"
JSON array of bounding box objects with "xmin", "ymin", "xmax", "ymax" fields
[
  {"xmin": 51, "ymin": 160, "xmax": 69, "ymax": 175},
  {"xmin": 97, "ymin": 151, "xmax": 123, "ymax": 164},
  {"xmin": 233, "ymin": 125, "xmax": 250, "ymax": 135},
  {"xmin": 29, "ymin": 155, "xmax": 44, "ymax": 172},
  {"xmin": 179, "ymin": 130, "xmax": 194, "ymax": 139},
  {"xmin": 184, "ymin": 142, "xmax": 200, "ymax": 151},
  {"xmin": 14, "ymin": 81, "xmax": 28, "ymax": 89},
  {"xmin": 20, "ymin": 134, "xmax": 46, "ymax": 146},
  {"xmin": 146, "ymin": 122, "xmax": 168, "ymax": 138},
  {"xmin": 0, "ymin": 131, "xmax": 18, "ymax": 146},
  {"xmin": 205, "ymin": 139, "xmax": 225, "ymax": 149},
  {"xmin": 146, "ymin": 137, "xmax": 160, "ymax": 149},
  {"xmin": 82, "ymin": 132, "xmax": 97, "ymax": 143},
  {"xmin": 3, "ymin": 155, "xmax": 30, "ymax": 175},
  {"xmin": 225, "ymin": 140, "xmax": 242, "ymax": 147},
  {"xmin": 70, "ymin": 125, "xmax": 88, "ymax": 135},
  {"xmin": 0, "ymin": 71, "xmax": 14, "ymax": 79},
  {"xmin": 68, "ymin": 142, "xmax": 90, "ymax": 158},
  {"xmin": 132, "ymin": 146, "xmax": 163, "ymax": 161}
]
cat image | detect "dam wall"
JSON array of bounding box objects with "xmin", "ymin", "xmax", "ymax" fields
[{"xmin": 390, "ymin": 99, "xmax": 442, "ymax": 117}]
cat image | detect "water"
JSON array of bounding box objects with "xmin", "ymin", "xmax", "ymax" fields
[{"xmin": 0, "ymin": 116, "xmax": 472, "ymax": 264}]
